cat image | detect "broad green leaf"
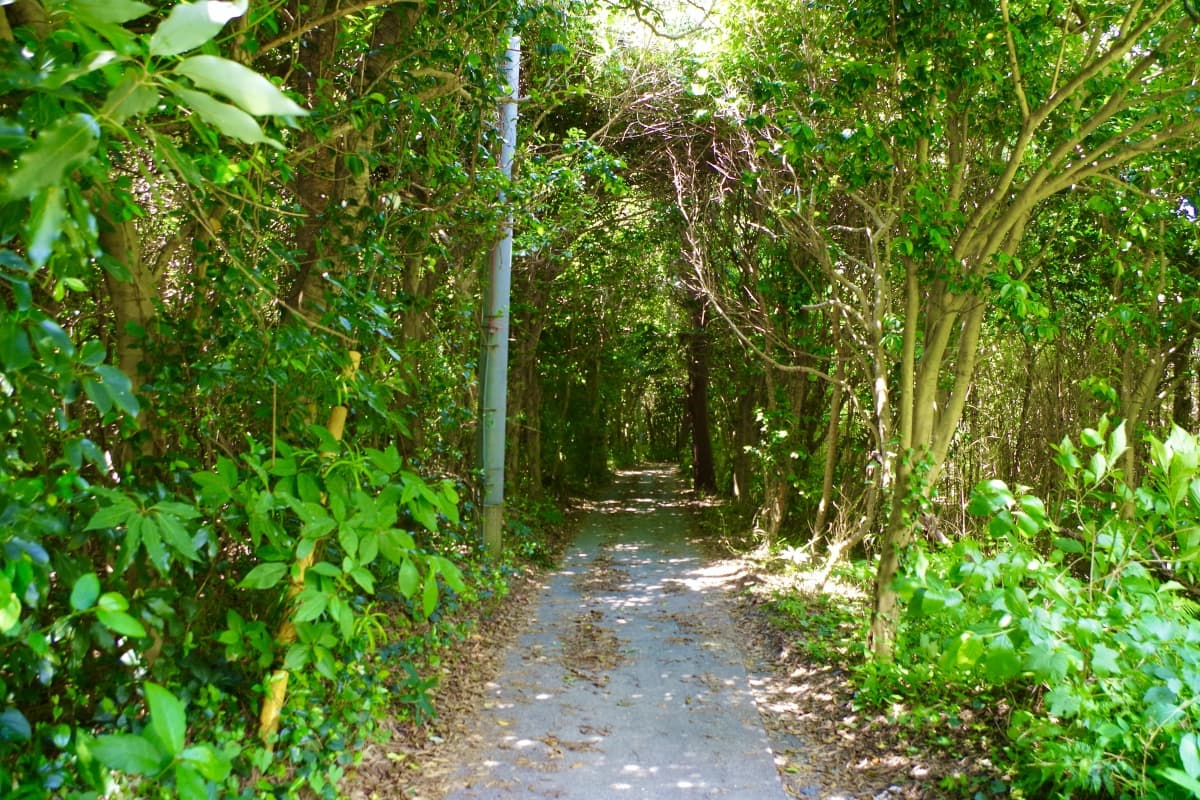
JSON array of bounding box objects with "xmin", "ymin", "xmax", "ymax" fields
[
  {"xmin": 0, "ymin": 709, "xmax": 31, "ymax": 742},
  {"xmin": 94, "ymin": 365, "xmax": 140, "ymax": 416},
  {"xmin": 91, "ymin": 733, "xmax": 165, "ymax": 775},
  {"xmin": 967, "ymin": 479, "xmax": 1012, "ymax": 516},
  {"xmin": 28, "ymin": 186, "xmax": 67, "ymax": 268},
  {"xmin": 98, "ymin": 592, "xmax": 129, "ymax": 612},
  {"xmin": 0, "ymin": 575, "xmax": 19, "ymax": 632},
  {"xmin": 283, "ymin": 643, "xmax": 309, "ymax": 671},
  {"xmin": 1045, "ymin": 685, "xmax": 1081, "ymax": 719},
  {"xmin": 1091, "ymin": 643, "xmax": 1121, "ymax": 676},
  {"xmin": 238, "ymin": 562, "xmax": 287, "ymax": 590},
  {"xmin": 422, "ymin": 573, "xmax": 438, "ymax": 617},
  {"xmin": 174, "ymin": 56, "xmax": 307, "ymax": 117},
  {"xmin": 338, "ymin": 526, "xmax": 359, "ymax": 559},
  {"xmin": 133, "ymin": 514, "xmax": 169, "ymax": 573},
  {"xmin": 145, "ymin": 683, "xmax": 186, "ymax": 757},
  {"xmin": 97, "ymin": 608, "xmax": 147, "ymax": 638},
  {"xmin": 1181, "ymin": 733, "xmax": 1200, "ymax": 778},
  {"xmin": 379, "ymin": 529, "xmax": 415, "ymax": 565},
  {"xmin": 83, "ymin": 379, "xmax": 115, "ymax": 419},
  {"xmin": 397, "ymin": 558, "xmax": 420, "ymax": 598},
  {"xmin": 175, "ymin": 762, "xmax": 207, "ymax": 800},
  {"xmin": 0, "ymin": 320, "xmax": 33, "ymax": 371},
  {"xmin": 294, "ymin": 591, "xmax": 327, "ymax": 622},
  {"xmin": 181, "ymin": 743, "xmax": 232, "ymax": 781},
  {"xmin": 433, "ymin": 556, "xmax": 466, "ymax": 594},
  {"xmin": 36, "ymin": 318, "xmax": 76, "ymax": 356},
  {"xmin": 1161, "ymin": 768, "xmax": 1200, "ymax": 797},
  {"xmin": 983, "ymin": 636, "xmax": 1022, "ymax": 681},
  {"xmin": 313, "ymin": 644, "xmax": 336, "ymax": 680},
  {"xmin": 153, "ymin": 500, "xmax": 201, "ymax": 519},
  {"xmin": 69, "ymin": 0, "xmax": 152, "ymax": 25},
  {"xmin": 102, "ymin": 73, "xmax": 161, "ymax": 124},
  {"xmin": 0, "ymin": 575, "xmax": 20, "ymax": 633},
  {"xmin": 349, "ymin": 567, "xmax": 375, "ymax": 594},
  {"xmin": 70, "ymin": 573, "xmax": 101, "ymax": 611},
  {"xmin": 155, "ymin": 511, "xmax": 199, "ymax": 561},
  {"xmin": 169, "ymin": 86, "xmax": 282, "ymax": 149},
  {"xmin": 329, "ymin": 594, "xmax": 353, "ymax": 640},
  {"xmin": 3, "ymin": 114, "xmax": 100, "ymax": 201},
  {"xmin": 85, "ymin": 501, "xmax": 132, "ymax": 531},
  {"xmin": 148, "ymin": 0, "xmax": 248, "ymax": 56}
]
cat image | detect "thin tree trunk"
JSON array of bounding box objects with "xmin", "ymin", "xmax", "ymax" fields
[{"xmin": 686, "ymin": 301, "xmax": 717, "ymax": 494}]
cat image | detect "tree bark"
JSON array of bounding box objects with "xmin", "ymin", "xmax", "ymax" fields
[{"xmin": 685, "ymin": 299, "xmax": 717, "ymax": 494}]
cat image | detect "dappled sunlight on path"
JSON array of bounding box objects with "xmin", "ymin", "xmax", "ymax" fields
[{"xmin": 444, "ymin": 467, "xmax": 788, "ymax": 799}]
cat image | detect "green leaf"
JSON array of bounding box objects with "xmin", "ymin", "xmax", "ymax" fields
[
  {"xmin": 97, "ymin": 608, "xmax": 147, "ymax": 638},
  {"xmin": 169, "ymin": 86, "xmax": 282, "ymax": 149},
  {"xmin": 294, "ymin": 591, "xmax": 327, "ymax": 622},
  {"xmin": 422, "ymin": 573, "xmax": 438, "ymax": 617},
  {"xmin": 379, "ymin": 529, "xmax": 415, "ymax": 565},
  {"xmin": 0, "ymin": 319, "xmax": 33, "ymax": 371},
  {"xmin": 98, "ymin": 591, "xmax": 129, "ymax": 612},
  {"xmin": 155, "ymin": 512, "xmax": 200, "ymax": 561},
  {"xmin": 433, "ymin": 556, "xmax": 466, "ymax": 594},
  {"xmin": 174, "ymin": 56, "xmax": 307, "ymax": 117},
  {"xmin": 27, "ymin": 186, "xmax": 67, "ymax": 268},
  {"xmin": 94, "ymin": 365, "xmax": 140, "ymax": 416},
  {"xmin": 1045, "ymin": 685, "xmax": 1081, "ymax": 718},
  {"xmin": 102, "ymin": 73, "xmax": 161, "ymax": 124},
  {"xmin": 3, "ymin": 114, "xmax": 100, "ymax": 201},
  {"xmin": 181, "ymin": 743, "xmax": 232, "ymax": 781},
  {"xmin": 133, "ymin": 514, "xmax": 169, "ymax": 573},
  {"xmin": 70, "ymin": 573, "xmax": 102, "ymax": 611},
  {"xmin": 175, "ymin": 762, "xmax": 207, "ymax": 800},
  {"xmin": 1181, "ymin": 733, "xmax": 1200, "ymax": 778},
  {"xmin": 71, "ymin": 0, "xmax": 152, "ymax": 25},
  {"xmin": 968, "ymin": 479, "xmax": 1013, "ymax": 516},
  {"xmin": 1161, "ymin": 768, "xmax": 1200, "ymax": 797},
  {"xmin": 239, "ymin": 562, "xmax": 287, "ymax": 590},
  {"xmin": 0, "ymin": 709, "xmax": 31, "ymax": 742},
  {"xmin": 1091, "ymin": 643, "xmax": 1121, "ymax": 676},
  {"xmin": 349, "ymin": 567, "xmax": 375, "ymax": 594},
  {"xmin": 0, "ymin": 575, "xmax": 23, "ymax": 633},
  {"xmin": 397, "ymin": 558, "xmax": 420, "ymax": 598},
  {"xmin": 91, "ymin": 733, "xmax": 166, "ymax": 776},
  {"xmin": 145, "ymin": 683, "xmax": 187, "ymax": 757},
  {"xmin": 153, "ymin": 501, "xmax": 201, "ymax": 519},
  {"xmin": 148, "ymin": 0, "xmax": 248, "ymax": 56}
]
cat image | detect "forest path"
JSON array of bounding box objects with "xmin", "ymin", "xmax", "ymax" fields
[{"xmin": 443, "ymin": 466, "xmax": 790, "ymax": 799}]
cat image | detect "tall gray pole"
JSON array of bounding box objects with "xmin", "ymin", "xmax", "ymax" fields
[{"xmin": 481, "ymin": 33, "xmax": 520, "ymax": 559}]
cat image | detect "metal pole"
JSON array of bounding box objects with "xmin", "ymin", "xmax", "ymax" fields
[{"xmin": 481, "ymin": 33, "xmax": 520, "ymax": 559}]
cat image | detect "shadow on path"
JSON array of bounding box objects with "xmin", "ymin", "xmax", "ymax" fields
[{"xmin": 445, "ymin": 467, "xmax": 789, "ymax": 799}]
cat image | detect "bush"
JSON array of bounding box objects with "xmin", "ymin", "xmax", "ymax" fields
[{"xmin": 894, "ymin": 420, "xmax": 1200, "ymax": 798}]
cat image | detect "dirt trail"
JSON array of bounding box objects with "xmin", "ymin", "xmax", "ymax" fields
[{"xmin": 442, "ymin": 467, "xmax": 790, "ymax": 799}]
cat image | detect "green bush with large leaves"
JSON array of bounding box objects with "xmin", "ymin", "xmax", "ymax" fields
[
  {"xmin": 0, "ymin": 0, "xmax": 554, "ymax": 796},
  {"xmin": 894, "ymin": 420, "xmax": 1200, "ymax": 797}
]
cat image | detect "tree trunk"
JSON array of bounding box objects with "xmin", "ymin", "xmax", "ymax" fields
[{"xmin": 686, "ymin": 301, "xmax": 717, "ymax": 494}]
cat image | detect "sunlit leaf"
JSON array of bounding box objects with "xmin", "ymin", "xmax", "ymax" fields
[
  {"xmin": 170, "ymin": 86, "xmax": 282, "ymax": 149},
  {"xmin": 91, "ymin": 733, "xmax": 164, "ymax": 775},
  {"xmin": 149, "ymin": 0, "xmax": 248, "ymax": 56},
  {"xmin": 27, "ymin": 186, "xmax": 67, "ymax": 268},
  {"xmin": 174, "ymin": 56, "xmax": 307, "ymax": 117},
  {"xmin": 2, "ymin": 114, "xmax": 99, "ymax": 201}
]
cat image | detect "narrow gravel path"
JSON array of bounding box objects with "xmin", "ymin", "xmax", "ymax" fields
[{"xmin": 444, "ymin": 467, "xmax": 788, "ymax": 799}]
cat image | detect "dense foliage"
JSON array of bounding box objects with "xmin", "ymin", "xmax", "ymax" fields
[{"xmin": 2, "ymin": 0, "xmax": 1198, "ymax": 796}]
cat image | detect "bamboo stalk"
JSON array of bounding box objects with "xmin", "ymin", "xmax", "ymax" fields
[{"xmin": 258, "ymin": 350, "xmax": 360, "ymax": 745}]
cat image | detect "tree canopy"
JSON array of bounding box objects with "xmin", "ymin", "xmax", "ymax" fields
[{"xmin": 1, "ymin": 0, "xmax": 1199, "ymax": 797}]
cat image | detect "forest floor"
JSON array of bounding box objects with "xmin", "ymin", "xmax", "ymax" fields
[{"xmin": 348, "ymin": 468, "xmax": 1003, "ymax": 799}]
